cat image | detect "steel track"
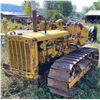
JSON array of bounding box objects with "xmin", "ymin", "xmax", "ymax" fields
[{"xmin": 48, "ymin": 47, "xmax": 99, "ymax": 97}]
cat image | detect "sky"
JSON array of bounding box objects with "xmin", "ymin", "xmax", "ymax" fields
[{"xmin": 0, "ymin": 0, "xmax": 99, "ymax": 12}]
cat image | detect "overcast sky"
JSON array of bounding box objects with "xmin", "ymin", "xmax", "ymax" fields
[{"xmin": 0, "ymin": 0, "xmax": 99, "ymax": 12}]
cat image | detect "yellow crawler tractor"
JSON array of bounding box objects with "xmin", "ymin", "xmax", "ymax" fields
[{"xmin": 3, "ymin": 17, "xmax": 99, "ymax": 97}]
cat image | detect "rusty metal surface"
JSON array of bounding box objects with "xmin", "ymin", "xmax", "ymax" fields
[
  {"xmin": 48, "ymin": 78, "xmax": 68, "ymax": 91},
  {"xmin": 48, "ymin": 68, "xmax": 70, "ymax": 81},
  {"xmin": 48, "ymin": 47, "xmax": 99, "ymax": 97}
]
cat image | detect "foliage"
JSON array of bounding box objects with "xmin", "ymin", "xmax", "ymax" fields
[
  {"xmin": 22, "ymin": 1, "xmax": 40, "ymax": 16},
  {"xmin": 44, "ymin": 1, "xmax": 73, "ymax": 19},
  {"xmin": 22, "ymin": 1, "xmax": 32, "ymax": 16},
  {"xmin": 51, "ymin": 11, "xmax": 64, "ymax": 20},
  {"xmin": 82, "ymin": 6, "xmax": 91, "ymax": 14},
  {"xmin": 82, "ymin": 1, "xmax": 100, "ymax": 14},
  {"xmin": 7, "ymin": 22, "xmax": 24, "ymax": 31},
  {"xmin": 1, "ymin": 22, "xmax": 32, "ymax": 32},
  {"xmin": 1, "ymin": 71, "xmax": 13, "ymax": 98},
  {"xmin": 92, "ymin": 1, "xmax": 100, "ymax": 10},
  {"xmin": 73, "ymin": 65, "xmax": 100, "ymax": 99},
  {"xmin": 2, "ymin": 18, "xmax": 8, "ymax": 24},
  {"xmin": 2, "ymin": 18, "xmax": 8, "ymax": 33},
  {"xmin": 45, "ymin": 10, "xmax": 64, "ymax": 20},
  {"xmin": 2, "ymin": 63, "xmax": 99, "ymax": 99}
]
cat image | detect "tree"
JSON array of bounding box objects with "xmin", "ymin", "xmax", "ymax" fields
[
  {"xmin": 44, "ymin": 1, "xmax": 73, "ymax": 18},
  {"xmin": 92, "ymin": 1, "xmax": 100, "ymax": 10},
  {"xmin": 82, "ymin": 6, "xmax": 91, "ymax": 14},
  {"xmin": 82, "ymin": 0, "xmax": 100, "ymax": 14},
  {"xmin": 23, "ymin": 0, "xmax": 40, "ymax": 16},
  {"xmin": 23, "ymin": 1, "xmax": 32, "ymax": 16},
  {"xmin": 51, "ymin": 11, "xmax": 64, "ymax": 20},
  {"xmin": 73, "ymin": 5, "xmax": 77, "ymax": 12},
  {"xmin": 58, "ymin": 1, "xmax": 73, "ymax": 17},
  {"xmin": 44, "ymin": 9, "xmax": 64, "ymax": 20}
]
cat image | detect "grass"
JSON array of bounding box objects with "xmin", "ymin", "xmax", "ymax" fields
[
  {"xmin": 1, "ymin": 22, "xmax": 100, "ymax": 99},
  {"xmin": 18, "ymin": 66, "xmax": 100, "ymax": 99}
]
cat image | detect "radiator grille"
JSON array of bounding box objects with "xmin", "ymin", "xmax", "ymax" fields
[{"xmin": 8, "ymin": 38, "xmax": 31, "ymax": 74}]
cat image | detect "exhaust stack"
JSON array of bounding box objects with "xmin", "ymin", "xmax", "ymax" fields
[
  {"xmin": 31, "ymin": 1, "xmax": 37, "ymax": 32},
  {"xmin": 32, "ymin": 10, "xmax": 37, "ymax": 32}
]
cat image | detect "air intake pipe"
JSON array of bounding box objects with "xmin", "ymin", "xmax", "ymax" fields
[{"xmin": 32, "ymin": 10, "xmax": 37, "ymax": 32}]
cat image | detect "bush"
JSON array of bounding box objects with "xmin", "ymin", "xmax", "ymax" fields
[{"xmin": 2, "ymin": 18, "xmax": 8, "ymax": 33}]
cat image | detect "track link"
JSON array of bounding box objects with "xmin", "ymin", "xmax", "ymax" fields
[{"xmin": 48, "ymin": 47, "xmax": 99, "ymax": 97}]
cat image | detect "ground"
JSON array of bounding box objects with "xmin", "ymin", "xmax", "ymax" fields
[{"xmin": 1, "ymin": 23, "xmax": 100, "ymax": 99}]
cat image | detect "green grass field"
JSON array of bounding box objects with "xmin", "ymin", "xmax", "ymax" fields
[{"xmin": 1, "ymin": 23, "xmax": 100, "ymax": 99}]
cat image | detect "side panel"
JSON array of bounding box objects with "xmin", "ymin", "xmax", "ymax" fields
[{"xmin": 38, "ymin": 36, "xmax": 75, "ymax": 65}]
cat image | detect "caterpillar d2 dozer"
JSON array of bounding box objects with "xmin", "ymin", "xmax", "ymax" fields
[{"xmin": 3, "ymin": 17, "xmax": 99, "ymax": 97}]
